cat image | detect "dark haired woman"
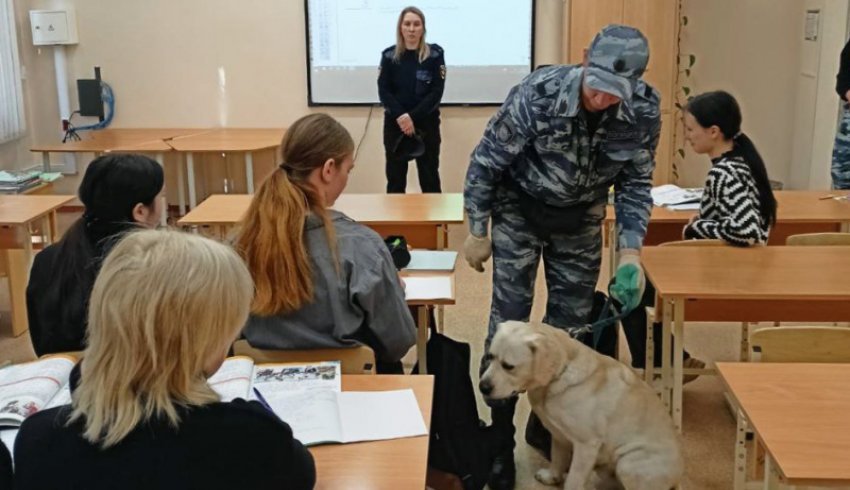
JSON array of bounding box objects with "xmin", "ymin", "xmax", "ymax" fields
[
  {"xmin": 26, "ymin": 153, "xmax": 164, "ymax": 356},
  {"xmin": 621, "ymin": 90, "xmax": 777, "ymax": 379}
]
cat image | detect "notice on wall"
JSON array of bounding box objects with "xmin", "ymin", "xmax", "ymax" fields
[{"xmin": 805, "ymin": 10, "xmax": 820, "ymax": 42}]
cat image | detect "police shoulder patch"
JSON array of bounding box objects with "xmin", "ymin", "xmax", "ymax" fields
[{"xmin": 440, "ymin": 65, "xmax": 446, "ymax": 80}]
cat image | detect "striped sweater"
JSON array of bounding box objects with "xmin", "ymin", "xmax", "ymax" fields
[{"xmin": 683, "ymin": 154, "xmax": 770, "ymax": 246}]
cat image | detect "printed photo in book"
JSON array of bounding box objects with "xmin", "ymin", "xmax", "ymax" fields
[
  {"xmin": 0, "ymin": 355, "xmax": 75, "ymax": 428},
  {"xmin": 207, "ymin": 357, "xmax": 427, "ymax": 446}
]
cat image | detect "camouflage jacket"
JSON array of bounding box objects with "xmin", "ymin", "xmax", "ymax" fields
[{"xmin": 464, "ymin": 64, "xmax": 661, "ymax": 250}]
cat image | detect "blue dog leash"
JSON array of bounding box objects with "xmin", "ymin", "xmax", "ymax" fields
[{"xmin": 570, "ymin": 280, "xmax": 636, "ymax": 349}]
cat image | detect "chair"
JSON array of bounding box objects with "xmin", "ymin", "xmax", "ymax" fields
[
  {"xmin": 749, "ymin": 326, "xmax": 850, "ymax": 363},
  {"xmin": 785, "ymin": 232, "xmax": 850, "ymax": 246},
  {"xmin": 232, "ymin": 340, "xmax": 377, "ymax": 374},
  {"xmin": 643, "ymin": 239, "xmax": 726, "ymax": 384},
  {"xmin": 734, "ymin": 326, "xmax": 850, "ymax": 489}
]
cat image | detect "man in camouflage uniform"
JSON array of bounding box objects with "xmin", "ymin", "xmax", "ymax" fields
[
  {"xmin": 832, "ymin": 107, "xmax": 850, "ymax": 189},
  {"xmin": 463, "ymin": 25, "xmax": 660, "ymax": 489}
]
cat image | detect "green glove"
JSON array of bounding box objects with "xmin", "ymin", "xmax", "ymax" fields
[{"xmin": 610, "ymin": 249, "xmax": 645, "ymax": 312}]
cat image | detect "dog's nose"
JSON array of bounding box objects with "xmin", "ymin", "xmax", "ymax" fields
[{"xmin": 479, "ymin": 379, "xmax": 492, "ymax": 396}]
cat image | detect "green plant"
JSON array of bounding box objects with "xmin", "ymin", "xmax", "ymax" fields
[{"xmin": 671, "ymin": 2, "xmax": 695, "ymax": 184}]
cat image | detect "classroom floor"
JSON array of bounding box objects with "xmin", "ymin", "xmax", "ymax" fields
[{"xmin": 0, "ymin": 215, "xmax": 747, "ymax": 489}]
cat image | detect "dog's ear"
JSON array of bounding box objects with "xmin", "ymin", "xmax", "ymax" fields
[{"xmin": 527, "ymin": 331, "xmax": 565, "ymax": 387}]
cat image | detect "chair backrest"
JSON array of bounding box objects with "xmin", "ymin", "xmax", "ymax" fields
[
  {"xmin": 785, "ymin": 232, "xmax": 850, "ymax": 246},
  {"xmin": 232, "ymin": 340, "xmax": 377, "ymax": 374},
  {"xmin": 659, "ymin": 239, "xmax": 727, "ymax": 247},
  {"xmin": 750, "ymin": 326, "xmax": 850, "ymax": 363}
]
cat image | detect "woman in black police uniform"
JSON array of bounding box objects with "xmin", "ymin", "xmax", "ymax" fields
[{"xmin": 378, "ymin": 6, "xmax": 445, "ymax": 193}]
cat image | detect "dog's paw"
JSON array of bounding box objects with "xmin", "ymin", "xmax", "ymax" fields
[{"xmin": 534, "ymin": 468, "xmax": 564, "ymax": 486}]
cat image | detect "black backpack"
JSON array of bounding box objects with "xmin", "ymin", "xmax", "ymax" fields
[{"xmin": 413, "ymin": 330, "xmax": 500, "ymax": 490}]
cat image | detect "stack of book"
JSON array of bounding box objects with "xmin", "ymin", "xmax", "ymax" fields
[{"xmin": 0, "ymin": 170, "xmax": 43, "ymax": 194}]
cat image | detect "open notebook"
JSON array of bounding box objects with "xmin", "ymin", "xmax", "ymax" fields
[{"xmin": 207, "ymin": 356, "xmax": 427, "ymax": 446}]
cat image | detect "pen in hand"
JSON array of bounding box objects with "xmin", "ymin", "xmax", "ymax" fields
[{"xmin": 252, "ymin": 387, "xmax": 274, "ymax": 413}]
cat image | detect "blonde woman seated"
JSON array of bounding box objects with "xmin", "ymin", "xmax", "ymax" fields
[
  {"xmin": 235, "ymin": 114, "xmax": 416, "ymax": 374},
  {"xmin": 14, "ymin": 230, "xmax": 315, "ymax": 489}
]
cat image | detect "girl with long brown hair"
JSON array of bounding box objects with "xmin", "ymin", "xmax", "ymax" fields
[{"xmin": 234, "ymin": 113, "xmax": 416, "ymax": 373}]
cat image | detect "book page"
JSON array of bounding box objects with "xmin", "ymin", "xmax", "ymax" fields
[
  {"xmin": 338, "ymin": 389, "xmax": 427, "ymax": 443},
  {"xmin": 251, "ymin": 361, "xmax": 341, "ymax": 394},
  {"xmin": 0, "ymin": 356, "xmax": 75, "ymax": 426},
  {"xmin": 651, "ymin": 184, "xmax": 703, "ymax": 207},
  {"xmin": 404, "ymin": 276, "xmax": 453, "ymax": 301},
  {"xmin": 207, "ymin": 356, "xmax": 255, "ymax": 402},
  {"xmin": 405, "ymin": 251, "xmax": 458, "ymax": 271},
  {"xmin": 258, "ymin": 389, "xmax": 343, "ymax": 446}
]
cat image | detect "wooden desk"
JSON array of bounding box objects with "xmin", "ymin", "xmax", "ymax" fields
[
  {"xmin": 604, "ymin": 191, "xmax": 850, "ymax": 277},
  {"xmin": 642, "ymin": 246, "xmax": 850, "ymax": 432},
  {"xmin": 167, "ymin": 128, "xmax": 285, "ymax": 206},
  {"xmin": 178, "ymin": 192, "xmax": 465, "ymax": 249},
  {"xmin": 310, "ymin": 374, "xmax": 433, "ymax": 489},
  {"xmin": 31, "ymin": 128, "xmax": 211, "ymax": 225},
  {"xmin": 717, "ymin": 363, "xmax": 850, "ymax": 489},
  {"xmin": 0, "ymin": 195, "xmax": 76, "ymax": 336}
]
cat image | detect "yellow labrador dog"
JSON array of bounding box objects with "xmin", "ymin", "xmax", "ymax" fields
[{"xmin": 479, "ymin": 321, "xmax": 683, "ymax": 490}]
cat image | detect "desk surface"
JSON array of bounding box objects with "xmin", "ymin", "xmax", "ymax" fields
[
  {"xmin": 178, "ymin": 192, "xmax": 465, "ymax": 226},
  {"xmin": 311, "ymin": 375, "xmax": 433, "ymax": 490},
  {"xmin": 0, "ymin": 195, "xmax": 75, "ymax": 225},
  {"xmin": 642, "ymin": 246, "xmax": 850, "ymax": 300},
  {"xmin": 167, "ymin": 128, "xmax": 286, "ymax": 152},
  {"xmin": 30, "ymin": 128, "xmax": 209, "ymax": 153},
  {"xmin": 604, "ymin": 191, "xmax": 850, "ymax": 223},
  {"xmin": 717, "ymin": 362, "xmax": 850, "ymax": 486}
]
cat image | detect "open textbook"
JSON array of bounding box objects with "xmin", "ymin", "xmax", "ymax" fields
[
  {"xmin": 207, "ymin": 357, "xmax": 427, "ymax": 446},
  {"xmin": 0, "ymin": 355, "xmax": 74, "ymax": 428}
]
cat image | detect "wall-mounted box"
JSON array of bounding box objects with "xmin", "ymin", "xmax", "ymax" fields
[{"xmin": 29, "ymin": 9, "xmax": 78, "ymax": 45}]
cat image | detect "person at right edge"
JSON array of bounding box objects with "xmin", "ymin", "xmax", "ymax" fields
[
  {"xmin": 832, "ymin": 36, "xmax": 850, "ymax": 190},
  {"xmin": 463, "ymin": 25, "xmax": 660, "ymax": 490},
  {"xmin": 378, "ymin": 6, "xmax": 446, "ymax": 193}
]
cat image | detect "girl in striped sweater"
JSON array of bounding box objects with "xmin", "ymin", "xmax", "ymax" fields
[
  {"xmin": 621, "ymin": 91, "xmax": 777, "ymax": 380},
  {"xmin": 682, "ymin": 90, "xmax": 777, "ymax": 245}
]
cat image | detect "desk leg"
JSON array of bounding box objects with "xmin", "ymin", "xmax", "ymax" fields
[
  {"xmin": 5, "ymin": 248, "xmax": 29, "ymax": 337},
  {"xmin": 155, "ymin": 153, "xmax": 168, "ymax": 227},
  {"xmin": 661, "ymin": 298, "xmax": 673, "ymax": 412},
  {"xmin": 46, "ymin": 213, "xmax": 57, "ymax": 244},
  {"xmin": 607, "ymin": 222, "xmax": 616, "ymax": 281},
  {"xmin": 417, "ymin": 306, "xmax": 428, "ymax": 375},
  {"xmin": 763, "ymin": 454, "xmax": 790, "ymax": 489},
  {"xmin": 734, "ymin": 409, "xmax": 748, "ymax": 490},
  {"xmin": 187, "ymin": 152, "xmax": 197, "ymax": 209},
  {"xmin": 644, "ymin": 309, "xmax": 654, "ymax": 385},
  {"xmin": 437, "ymin": 225, "xmax": 446, "ymax": 332},
  {"xmin": 41, "ymin": 152, "xmax": 51, "ymax": 172},
  {"xmin": 177, "ymin": 154, "xmax": 187, "ymax": 217},
  {"xmin": 672, "ymin": 297, "xmax": 685, "ymax": 432},
  {"xmin": 245, "ymin": 152, "xmax": 255, "ymax": 194}
]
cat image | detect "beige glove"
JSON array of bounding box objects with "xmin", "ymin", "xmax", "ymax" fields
[{"xmin": 463, "ymin": 234, "xmax": 492, "ymax": 273}]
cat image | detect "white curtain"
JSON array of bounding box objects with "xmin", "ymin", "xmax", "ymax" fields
[{"xmin": 0, "ymin": 0, "xmax": 24, "ymax": 144}]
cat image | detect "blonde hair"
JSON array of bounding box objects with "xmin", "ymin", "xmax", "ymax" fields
[
  {"xmin": 69, "ymin": 229, "xmax": 253, "ymax": 448},
  {"xmin": 234, "ymin": 113, "xmax": 354, "ymax": 316},
  {"xmin": 394, "ymin": 6, "xmax": 430, "ymax": 63}
]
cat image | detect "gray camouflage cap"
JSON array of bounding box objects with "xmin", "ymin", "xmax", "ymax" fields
[{"xmin": 584, "ymin": 24, "xmax": 649, "ymax": 105}]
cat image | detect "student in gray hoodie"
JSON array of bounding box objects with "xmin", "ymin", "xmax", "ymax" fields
[{"xmin": 234, "ymin": 114, "xmax": 416, "ymax": 373}]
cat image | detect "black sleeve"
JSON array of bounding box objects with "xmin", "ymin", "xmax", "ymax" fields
[
  {"xmin": 0, "ymin": 436, "xmax": 11, "ymax": 490},
  {"xmin": 409, "ymin": 47, "xmax": 445, "ymax": 122},
  {"xmin": 378, "ymin": 53, "xmax": 405, "ymax": 119},
  {"xmin": 837, "ymin": 39, "xmax": 850, "ymax": 100}
]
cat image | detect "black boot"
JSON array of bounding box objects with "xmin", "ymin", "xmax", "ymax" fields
[
  {"xmin": 487, "ymin": 402, "xmax": 516, "ymax": 490},
  {"xmin": 525, "ymin": 411, "xmax": 552, "ymax": 461}
]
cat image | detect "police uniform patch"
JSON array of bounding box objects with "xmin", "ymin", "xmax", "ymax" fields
[{"xmin": 440, "ymin": 65, "xmax": 446, "ymax": 80}]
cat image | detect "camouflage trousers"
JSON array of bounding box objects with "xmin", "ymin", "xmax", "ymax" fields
[
  {"xmin": 483, "ymin": 183, "xmax": 604, "ymax": 355},
  {"xmin": 832, "ymin": 105, "xmax": 850, "ymax": 190}
]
